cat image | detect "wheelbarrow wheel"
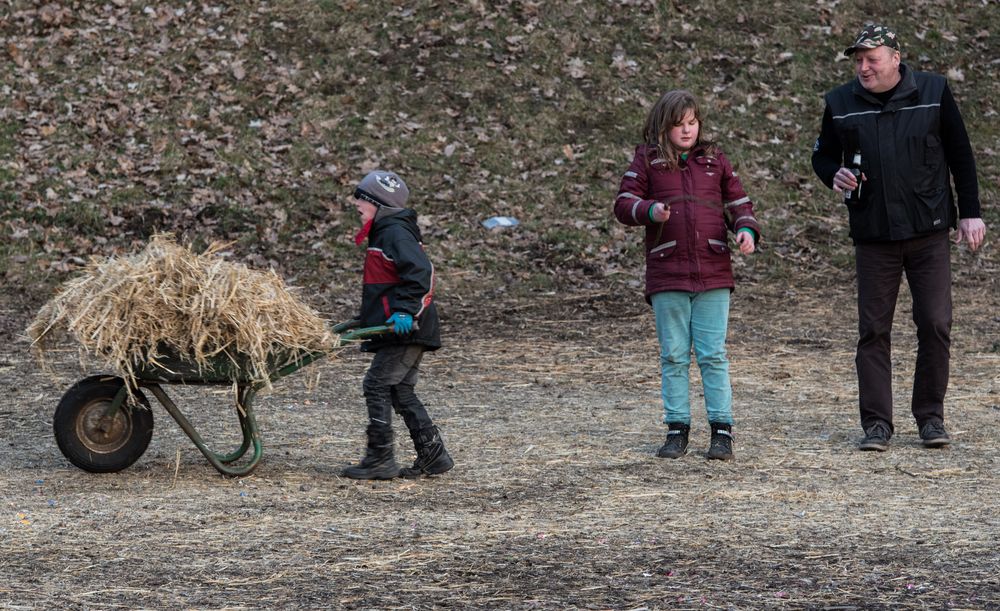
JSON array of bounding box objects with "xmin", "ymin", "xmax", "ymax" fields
[{"xmin": 53, "ymin": 376, "xmax": 154, "ymax": 473}]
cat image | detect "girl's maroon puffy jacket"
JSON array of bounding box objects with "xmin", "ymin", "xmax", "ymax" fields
[{"xmin": 614, "ymin": 144, "xmax": 761, "ymax": 301}]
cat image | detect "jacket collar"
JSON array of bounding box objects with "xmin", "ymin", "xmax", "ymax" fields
[{"xmin": 656, "ymin": 144, "xmax": 710, "ymax": 162}]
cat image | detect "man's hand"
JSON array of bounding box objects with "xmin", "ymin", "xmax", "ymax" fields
[
  {"xmin": 386, "ymin": 312, "xmax": 413, "ymax": 335},
  {"xmin": 832, "ymin": 167, "xmax": 865, "ymax": 194},
  {"xmin": 954, "ymin": 218, "xmax": 986, "ymax": 251},
  {"xmin": 736, "ymin": 230, "xmax": 756, "ymax": 255}
]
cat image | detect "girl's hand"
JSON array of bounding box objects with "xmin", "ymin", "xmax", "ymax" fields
[
  {"xmin": 736, "ymin": 230, "xmax": 755, "ymax": 255},
  {"xmin": 650, "ymin": 202, "xmax": 670, "ymax": 223}
]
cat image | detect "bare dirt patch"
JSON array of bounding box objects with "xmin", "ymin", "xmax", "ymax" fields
[{"xmin": 2, "ymin": 280, "xmax": 999, "ymax": 609}]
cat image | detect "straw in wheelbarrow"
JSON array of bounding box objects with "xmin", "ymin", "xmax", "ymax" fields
[{"xmin": 26, "ymin": 234, "xmax": 338, "ymax": 389}]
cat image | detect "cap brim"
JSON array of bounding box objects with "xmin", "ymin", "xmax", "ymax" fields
[
  {"xmin": 843, "ymin": 42, "xmax": 883, "ymax": 56},
  {"xmin": 354, "ymin": 188, "xmax": 385, "ymax": 207}
]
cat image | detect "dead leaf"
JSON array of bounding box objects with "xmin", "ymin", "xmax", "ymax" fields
[
  {"xmin": 39, "ymin": 4, "xmax": 73, "ymax": 27},
  {"xmin": 7, "ymin": 43, "xmax": 25, "ymax": 68},
  {"xmin": 566, "ymin": 57, "xmax": 587, "ymax": 79}
]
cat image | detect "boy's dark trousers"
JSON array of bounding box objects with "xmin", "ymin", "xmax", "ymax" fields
[
  {"xmin": 363, "ymin": 344, "xmax": 433, "ymax": 433},
  {"xmin": 854, "ymin": 231, "xmax": 952, "ymax": 433}
]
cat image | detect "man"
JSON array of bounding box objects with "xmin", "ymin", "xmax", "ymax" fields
[{"xmin": 811, "ymin": 24, "xmax": 987, "ymax": 452}]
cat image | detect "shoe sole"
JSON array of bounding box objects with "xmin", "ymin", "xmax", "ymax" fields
[
  {"xmin": 341, "ymin": 468, "xmax": 401, "ymax": 480},
  {"xmin": 922, "ymin": 438, "xmax": 950, "ymax": 448},
  {"xmin": 400, "ymin": 458, "xmax": 454, "ymax": 478},
  {"xmin": 706, "ymin": 452, "xmax": 733, "ymax": 460},
  {"xmin": 656, "ymin": 450, "xmax": 687, "ymax": 459},
  {"xmin": 858, "ymin": 442, "xmax": 888, "ymax": 452}
]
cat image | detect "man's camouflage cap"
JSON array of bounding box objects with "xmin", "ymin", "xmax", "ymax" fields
[{"xmin": 844, "ymin": 23, "xmax": 900, "ymax": 57}]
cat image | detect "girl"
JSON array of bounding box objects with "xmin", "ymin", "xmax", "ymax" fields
[{"xmin": 614, "ymin": 90, "xmax": 761, "ymax": 460}]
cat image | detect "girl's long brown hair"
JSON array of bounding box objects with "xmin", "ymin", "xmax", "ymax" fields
[{"xmin": 642, "ymin": 89, "xmax": 718, "ymax": 170}]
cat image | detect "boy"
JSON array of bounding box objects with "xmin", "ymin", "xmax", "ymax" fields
[{"xmin": 342, "ymin": 170, "xmax": 453, "ymax": 479}]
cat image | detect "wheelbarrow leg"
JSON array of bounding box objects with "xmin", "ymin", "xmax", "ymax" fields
[
  {"xmin": 218, "ymin": 384, "xmax": 260, "ymax": 464},
  {"xmin": 143, "ymin": 383, "xmax": 263, "ymax": 477}
]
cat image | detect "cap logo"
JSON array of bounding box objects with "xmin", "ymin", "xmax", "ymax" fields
[{"xmin": 377, "ymin": 174, "xmax": 402, "ymax": 192}]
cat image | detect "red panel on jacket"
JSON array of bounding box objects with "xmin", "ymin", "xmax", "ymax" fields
[{"xmin": 364, "ymin": 248, "xmax": 400, "ymax": 285}]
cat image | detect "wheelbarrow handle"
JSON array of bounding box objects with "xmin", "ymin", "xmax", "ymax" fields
[
  {"xmin": 338, "ymin": 324, "xmax": 391, "ymax": 343},
  {"xmin": 333, "ymin": 319, "xmax": 362, "ymax": 333}
]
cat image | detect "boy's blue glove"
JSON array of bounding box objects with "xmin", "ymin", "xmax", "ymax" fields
[{"xmin": 386, "ymin": 312, "xmax": 413, "ymax": 335}]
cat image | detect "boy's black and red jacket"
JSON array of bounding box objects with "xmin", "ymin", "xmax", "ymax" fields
[{"xmin": 358, "ymin": 209, "xmax": 441, "ymax": 352}]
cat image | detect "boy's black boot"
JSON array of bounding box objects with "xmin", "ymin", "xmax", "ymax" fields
[
  {"xmin": 342, "ymin": 424, "xmax": 400, "ymax": 480},
  {"xmin": 400, "ymin": 425, "xmax": 454, "ymax": 478},
  {"xmin": 656, "ymin": 423, "xmax": 690, "ymax": 459},
  {"xmin": 706, "ymin": 422, "xmax": 734, "ymax": 461}
]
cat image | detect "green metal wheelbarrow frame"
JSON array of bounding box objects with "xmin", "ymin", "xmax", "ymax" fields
[{"xmin": 73, "ymin": 322, "xmax": 386, "ymax": 477}]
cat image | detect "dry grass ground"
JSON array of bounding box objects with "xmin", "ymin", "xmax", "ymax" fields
[
  {"xmin": 3, "ymin": 1, "xmax": 999, "ymax": 608},
  {"xmin": 2, "ymin": 275, "xmax": 998, "ymax": 610}
]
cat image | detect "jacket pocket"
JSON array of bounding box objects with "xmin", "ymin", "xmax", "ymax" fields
[
  {"xmin": 922, "ymin": 134, "xmax": 942, "ymax": 167},
  {"xmin": 707, "ymin": 238, "xmax": 730, "ymax": 255},
  {"xmin": 912, "ymin": 187, "xmax": 949, "ymax": 233},
  {"xmin": 908, "ymin": 135, "xmax": 944, "ymax": 189},
  {"xmin": 649, "ymin": 240, "xmax": 677, "ymax": 259}
]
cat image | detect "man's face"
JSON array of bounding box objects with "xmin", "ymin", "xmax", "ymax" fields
[
  {"xmin": 854, "ymin": 46, "xmax": 901, "ymax": 93},
  {"xmin": 353, "ymin": 198, "xmax": 378, "ymax": 224}
]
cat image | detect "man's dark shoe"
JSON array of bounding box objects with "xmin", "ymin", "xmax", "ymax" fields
[
  {"xmin": 656, "ymin": 423, "xmax": 690, "ymax": 459},
  {"xmin": 342, "ymin": 424, "xmax": 400, "ymax": 480},
  {"xmin": 919, "ymin": 421, "xmax": 951, "ymax": 448},
  {"xmin": 706, "ymin": 422, "xmax": 734, "ymax": 461},
  {"xmin": 859, "ymin": 421, "xmax": 892, "ymax": 452},
  {"xmin": 400, "ymin": 425, "xmax": 454, "ymax": 478}
]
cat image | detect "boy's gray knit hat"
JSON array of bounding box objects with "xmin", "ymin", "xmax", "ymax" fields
[{"xmin": 354, "ymin": 170, "xmax": 409, "ymax": 208}]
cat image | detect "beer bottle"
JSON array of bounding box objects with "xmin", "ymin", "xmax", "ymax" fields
[{"xmin": 845, "ymin": 150, "xmax": 862, "ymax": 201}]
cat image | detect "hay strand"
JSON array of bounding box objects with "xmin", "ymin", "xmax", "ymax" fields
[{"xmin": 26, "ymin": 234, "xmax": 337, "ymax": 388}]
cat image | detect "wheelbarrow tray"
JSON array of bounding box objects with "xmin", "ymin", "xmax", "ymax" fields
[{"xmin": 132, "ymin": 346, "xmax": 324, "ymax": 385}]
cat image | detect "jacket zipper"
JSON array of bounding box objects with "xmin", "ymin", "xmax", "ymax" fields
[{"xmin": 683, "ymin": 164, "xmax": 702, "ymax": 288}]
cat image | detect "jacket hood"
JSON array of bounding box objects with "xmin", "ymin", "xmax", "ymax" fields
[{"xmin": 373, "ymin": 208, "xmax": 424, "ymax": 241}]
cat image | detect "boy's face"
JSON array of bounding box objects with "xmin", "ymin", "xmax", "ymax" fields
[{"xmin": 353, "ymin": 198, "xmax": 378, "ymax": 224}]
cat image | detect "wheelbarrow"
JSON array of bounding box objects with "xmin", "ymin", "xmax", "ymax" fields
[{"xmin": 51, "ymin": 321, "xmax": 387, "ymax": 476}]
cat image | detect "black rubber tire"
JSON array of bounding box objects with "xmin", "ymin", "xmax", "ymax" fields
[{"xmin": 53, "ymin": 376, "xmax": 154, "ymax": 473}]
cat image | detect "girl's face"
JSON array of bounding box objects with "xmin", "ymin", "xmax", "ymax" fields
[{"xmin": 667, "ymin": 110, "xmax": 699, "ymax": 152}]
